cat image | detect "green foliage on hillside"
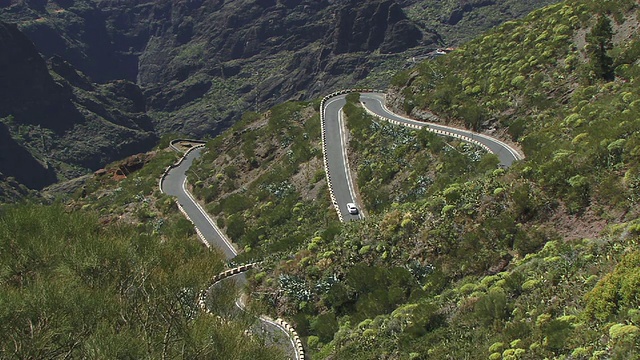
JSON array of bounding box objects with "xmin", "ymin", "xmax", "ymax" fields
[
  {"xmin": 188, "ymin": 101, "xmax": 337, "ymax": 262},
  {"xmin": 0, "ymin": 203, "xmax": 283, "ymax": 359},
  {"xmin": 10, "ymin": 0, "xmax": 631, "ymax": 357},
  {"xmin": 343, "ymin": 95, "xmax": 498, "ymax": 213},
  {"xmin": 395, "ymin": 0, "xmax": 640, "ymax": 215},
  {"xmin": 194, "ymin": 97, "xmax": 561, "ymax": 357},
  {"xmin": 288, "ymin": 1, "xmax": 640, "ymax": 358},
  {"xmin": 327, "ymin": 229, "xmax": 640, "ymax": 359}
]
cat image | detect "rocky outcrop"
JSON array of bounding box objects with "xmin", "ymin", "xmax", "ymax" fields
[
  {"xmin": 0, "ymin": 22, "xmax": 76, "ymax": 131},
  {"xmin": 0, "ymin": 122, "xmax": 57, "ymax": 189},
  {"xmin": 332, "ymin": 0, "xmax": 422, "ymax": 54},
  {"xmin": 136, "ymin": 0, "xmax": 439, "ymax": 136},
  {"xmin": 446, "ymin": 0, "xmax": 496, "ymax": 25},
  {"xmin": 1, "ymin": 1, "xmax": 140, "ymax": 83}
]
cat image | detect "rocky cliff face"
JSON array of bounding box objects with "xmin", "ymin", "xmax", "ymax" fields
[
  {"xmin": 0, "ymin": 0, "xmax": 560, "ymax": 200},
  {"xmin": 133, "ymin": 0, "xmax": 438, "ymax": 136},
  {"xmin": 0, "ymin": 21, "xmax": 74, "ymax": 131},
  {"xmin": 332, "ymin": 0, "xmax": 423, "ymax": 54},
  {"xmin": 0, "ymin": 0, "xmax": 559, "ymax": 151},
  {"xmin": 0, "ymin": 21, "xmax": 156, "ymax": 195},
  {"xmin": 1, "ymin": 0, "xmax": 442, "ymax": 137},
  {"xmin": 402, "ymin": 0, "xmax": 560, "ymax": 44},
  {"xmin": 0, "ymin": 0, "xmax": 140, "ymax": 82}
]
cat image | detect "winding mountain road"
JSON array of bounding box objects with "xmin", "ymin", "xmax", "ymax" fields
[
  {"xmin": 359, "ymin": 93, "xmax": 523, "ymax": 167},
  {"xmin": 161, "ymin": 147, "xmax": 238, "ymax": 258},
  {"xmin": 322, "ymin": 91, "xmax": 523, "ymax": 222},
  {"xmin": 160, "ymin": 90, "xmax": 524, "ymax": 358},
  {"xmin": 322, "ymin": 95, "xmax": 364, "ymax": 222},
  {"xmin": 160, "ymin": 147, "xmax": 300, "ymax": 360}
]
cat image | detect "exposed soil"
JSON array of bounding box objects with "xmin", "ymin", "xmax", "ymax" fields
[
  {"xmin": 290, "ymin": 157, "xmax": 326, "ymax": 201},
  {"xmin": 548, "ymin": 203, "xmax": 619, "ymax": 242}
]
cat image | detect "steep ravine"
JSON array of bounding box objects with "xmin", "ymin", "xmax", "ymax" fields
[
  {"xmin": 0, "ymin": 21, "xmax": 156, "ymax": 197},
  {"xmin": 0, "ymin": 0, "xmax": 558, "ymax": 140}
]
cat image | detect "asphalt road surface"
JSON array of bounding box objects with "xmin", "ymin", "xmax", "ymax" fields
[
  {"xmin": 161, "ymin": 147, "xmax": 238, "ymax": 259},
  {"xmin": 323, "ymin": 95, "xmax": 365, "ymax": 222}
]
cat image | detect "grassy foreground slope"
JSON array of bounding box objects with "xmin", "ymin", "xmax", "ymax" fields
[
  {"xmin": 0, "ymin": 146, "xmax": 284, "ymax": 359},
  {"xmin": 186, "ymin": 1, "xmax": 640, "ymax": 359}
]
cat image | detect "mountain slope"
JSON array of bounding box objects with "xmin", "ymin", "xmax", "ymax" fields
[
  {"xmin": 389, "ymin": 0, "xmax": 640, "ymax": 217},
  {"xmin": 0, "ymin": 0, "xmax": 559, "ymax": 138},
  {"xmin": 2, "ymin": 0, "xmax": 638, "ymax": 357},
  {"xmin": 0, "ymin": 21, "xmax": 156, "ymax": 197},
  {"xmin": 178, "ymin": 1, "xmax": 640, "ymax": 359}
]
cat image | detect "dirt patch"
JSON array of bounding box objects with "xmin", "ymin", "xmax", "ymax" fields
[
  {"xmin": 548, "ymin": 203, "xmax": 619, "ymax": 241},
  {"xmin": 290, "ymin": 157, "xmax": 325, "ymax": 201},
  {"xmin": 574, "ymin": 27, "xmax": 589, "ymax": 60},
  {"xmin": 613, "ymin": 12, "xmax": 639, "ymax": 45},
  {"xmin": 575, "ymin": 12, "xmax": 640, "ymax": 61}
]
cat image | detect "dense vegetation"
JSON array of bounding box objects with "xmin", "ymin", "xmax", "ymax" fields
[
  {"xmin": 186, "ymin": 102, "xmax": 333, "ymax": 261},
  {"xmin": 184, "ymin": 0, "xmax": 640, "ymax": 359},
  {"xmin": 0, "ymin": 147, "xmax": 285, "ymax": 359},
  {"xmin": 3, "ymin": 0, "xmax": 640, "ymax": 358},
  {"xmin": 393, "ymin": 0, "xmax": 640, "ymax": 215}
]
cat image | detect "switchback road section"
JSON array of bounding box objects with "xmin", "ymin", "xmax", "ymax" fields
[
  {"xmin": 160, "ymin": 145, "xmax": 302, "ymax": 360},
  {"xmin": 161, "ymin": 147, "xmax": 238, "ymax": 258},
  {"xmin": 359, "ymin": 92, "xmax": 523, "ymax": 167},
  {"xmin": 321, "ymin": 90, "xmax": 524, "ymax": 222}
]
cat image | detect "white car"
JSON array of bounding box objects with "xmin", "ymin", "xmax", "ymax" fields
[{"xmin": 346, "ymin": 203, "xmax": 358, "ymax": 215}]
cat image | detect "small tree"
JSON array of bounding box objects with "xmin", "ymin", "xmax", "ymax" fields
[{"xmin": 587, "ymin": 15, "xmax": 614, "ymax": 81}]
